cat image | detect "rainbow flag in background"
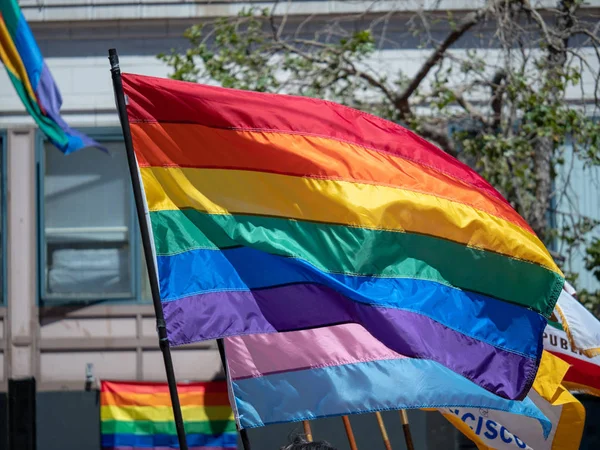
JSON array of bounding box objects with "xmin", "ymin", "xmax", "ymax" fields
[
  {"xmin": 121, "ymin": 73, "xmax": 565, "ymax": 401},
  {"xmin": 100, "ymin": 380, "xmax": 237, "ymax": 450},
  {"xmin": 0, "ymin": 0, "xmax": 102, "ymax": 154}
]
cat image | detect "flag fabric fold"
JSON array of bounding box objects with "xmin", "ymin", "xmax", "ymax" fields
[
  {"xmin": 442, "ymin": 351, "xmax": 585, "ymax": 450},
  {"xmin": 100, "ymin": 380, "xmax": 237, "ymax": 450},
  {"xmin": 0, "ymin": 0, "xmax": 102, "ymax": 154},
  {"xmin": 121, "ymin": 72, "xmax": 563, "ymax": 400},
  {"xmin": 222, "ymin": 323, "xmax": 551, "ymax": 434}
]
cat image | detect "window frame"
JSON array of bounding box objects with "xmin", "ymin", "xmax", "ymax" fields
[
  {"xmin": 0, "ymin": 130, "xmax": 6, "ymax": 306},
  {"xmin": 37, "ymin": 127, "xmax": 148, "ymax": 306}
]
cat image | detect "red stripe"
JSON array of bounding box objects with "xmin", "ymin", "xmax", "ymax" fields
[
  {"xmin": 100, "ymin": 380, "xmax": 229, "ymax": 395},
  {"xmin": 122, "ymin": 73, "xmax": 510, "ymax": 207},
  {"xmin": 547, "ymin": 351, "xmax": 600, "ymax": 389}
]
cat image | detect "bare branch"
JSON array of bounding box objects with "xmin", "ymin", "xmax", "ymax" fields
[
  {"xmin": 569, "ymin": 26, "xmax": 600, "ymax": 46},
  {"xmin": 417, "ymin": 121, "xmax": 458, "ymax": 157},
  {"xmin": 453, "ymin": 88, "xmax": 489, "ymax": 125},
  {"xmin": 521, "ymin": 0, "xmax": 555, "ymax": 49},
  {"xmin": 396, "ymin": 0, "xmax": 501, "ymax": 103},
  {"xmin": 268, "ymin": 0, "xmax": 291, "ymax": 41},
  {"xmin": 341, "ymin": 57, "xmax": 397, "ymax": 105}
]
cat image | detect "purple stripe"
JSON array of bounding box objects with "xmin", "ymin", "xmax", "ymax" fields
[
  {"xmin": 36, "ymin": 64, "xmax": 63, "ymax": 117},
  {"xmin": 36, "ymin": 64, "xmax": 104, "ymax": 153},
  {"xmin": 162, "ymin": 284, "xmax": 537, "ymax": 400}
]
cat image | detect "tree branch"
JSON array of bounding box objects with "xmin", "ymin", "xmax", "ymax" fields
[
  {"xmin": 417, "ymin": 121, "xmax": 458, "ymax": 157},
  {"xmin": 521, "ymin": 0, "xmax": 556, "ymax": 50},
  {"xmin": 452, "ymin": 88, "xmax": 489, "ymax": 125},
  {"xmin": 396, "ymin": 0, "xmax": 500, "ymax": 103}
]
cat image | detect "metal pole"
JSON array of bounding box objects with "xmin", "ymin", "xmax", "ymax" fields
[
  {"xmin": 399, "ymin": 410, "xmax": 415, "ymax": 450},
  {"xmin": 107, "ymin": 48, "xmax": 188, "ymax": 450},
  {"xmin": 217, "ymin": 339, "xmax": 253, "ymax": 450}
]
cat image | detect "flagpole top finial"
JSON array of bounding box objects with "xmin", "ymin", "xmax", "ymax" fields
[{"xmin": 108, "ymin": 49, "xmax": 120, "ymax": 72}]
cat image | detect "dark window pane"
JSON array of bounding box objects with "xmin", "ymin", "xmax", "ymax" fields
[{"xmin": 43, "ymin": 141, "xmax": 133, "ymax": 300}]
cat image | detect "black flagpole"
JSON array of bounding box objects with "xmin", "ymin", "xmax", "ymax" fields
[
  {"xmin": 217, "ymin": 339, "xmax": 253, "ymax": 450},
  {"xmin": 108, "ymin": 48, "xmax": 189, "ymax": 450}
]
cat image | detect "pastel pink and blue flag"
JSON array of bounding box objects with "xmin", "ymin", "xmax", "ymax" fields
[
  {"xmin": 0, "ymin": 0, "xmax": 103, "ymax": 154},
  {"xmin": 223, "ymin": 323, "xmax": 551, "ymax": 435}
]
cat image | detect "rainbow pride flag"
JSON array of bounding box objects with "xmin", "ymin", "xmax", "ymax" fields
[
  {"xmin": 121, "ymin": 73, "xmax": 564, "ymax": 400},
  {"xmin": 0, "ymin": 0, "xmax": 101, "ymax": 154},
  {"xmin": 100, "ymin": 380, "xmax": 237, "ymax": 450}
]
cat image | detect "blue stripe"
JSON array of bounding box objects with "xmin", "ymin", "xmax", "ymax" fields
[
  {"xmin": 232, "ymin": 357, "xmax": 551, "ymax": 437},
  {"xmin": 13, "ymin": 15, "xmax": 44, "ymax": 89},
  {"xmin": 157, "ymin": 247, "xmax": 544, "ymax": 357},
  {"xmin": 101, "ymin": 432, "xmax": 237, "ymax": 447}
]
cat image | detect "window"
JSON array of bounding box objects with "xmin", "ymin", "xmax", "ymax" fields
[
  {"xmin": 0, "ymin": 132, "xmax": 5, "ymax": 305},
  {"xmin": 40, "ymin": 132, "xmax": 144, "ymax": 303}
]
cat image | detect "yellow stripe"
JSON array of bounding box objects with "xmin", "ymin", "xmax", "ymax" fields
[
  {"xmin": 0, "ymin": 17, "xmax": 37, "ymax": 101},
  {"xmin": 141, "ymin": 167, "xmax": 560, "ymax": 272},
  {"xmin": 535, "ymin": 352, "xmax": 586, "ymax": 450},
  {"xmin": 100, "ymin": 404, "xmax": 234, "ymax": 422}
]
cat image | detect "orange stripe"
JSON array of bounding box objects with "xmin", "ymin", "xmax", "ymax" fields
[
  {"xmin": 100, "ymin": 391, "xmax": 230, "ymax": 407},
  {"xmin": 131, "ymin": 122, "xmax": 533, "ymax": 233},
  {"xmin": 100, "ymin": 380, "xmax": 228, "ymax": 395}
]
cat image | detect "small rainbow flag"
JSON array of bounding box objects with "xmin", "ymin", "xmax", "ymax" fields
[
  {"xmin": 0, "ymin": 0, "xmax": 102, "ymax": 154},
  {"xmin": 100, "ymin": 380, "xmax": 237, "ymax": 450}
]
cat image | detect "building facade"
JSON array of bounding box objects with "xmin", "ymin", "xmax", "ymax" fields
[{"xmin": 1, "ymin": 1, "xmax": 600, "ymax": 449}]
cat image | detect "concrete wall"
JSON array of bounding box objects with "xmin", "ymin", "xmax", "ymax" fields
[{"xmin": 0, "ymin": 127, "xmax": 226, "ymax": 389}]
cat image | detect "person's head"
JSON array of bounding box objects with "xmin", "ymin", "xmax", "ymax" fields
[{"xmin": 281, "ymin": 435, "xmax": 337, "ymax": 450}]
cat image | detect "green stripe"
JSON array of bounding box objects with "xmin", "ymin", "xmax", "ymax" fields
[
  {"xmin": 149, "ymin": 209, "xmax": 563, "ymax": 316},
  {"xmin": 6, "ymin": 71, "xmax": 68, "ymax": 147},
  {"xmin": 2, "ymin": 0, "xmax": 22, "ymax": 37},
  {"xmin": 548, "ymin": 320, "xmax": 564, "ymax": 331},
  {"xmin": 101, "ymin": 419, "xmax": 237, "ymax": 436}
]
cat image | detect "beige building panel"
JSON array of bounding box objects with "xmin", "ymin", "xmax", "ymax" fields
[
  {"xmin": 41, "ymin": 351, "xmax": 137, "ymax": 382},
  {"xmin": 141, "ymin": 317, "xmax": 157, "ymax": 337},
  {"xmin": 0, "ymin": 352, "xmax": 4, "ymax": 381},
  {"xmin": 0, "ymin": 318, "xmax": 3, "ymax": 339},
  {"xmin": 142, "ymin": 349, "xmax": 223, "ymax": 382},
  {"xmin": 40, "ymin": 317, "xmax": 137, "ymax": 339}
]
